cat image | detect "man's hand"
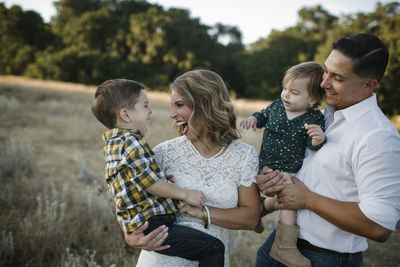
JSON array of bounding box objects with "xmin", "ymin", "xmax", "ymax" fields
[
  {"xmin": 269, "ymin": 177, "xmax": 312, "ymax": 210},
  {"xmin": 256, "ymin": 166, "xmax": 285, "ymax": 196},
  {"xmin": 124, "ymin": 221, "xmax": 170, "ymax": 251}
]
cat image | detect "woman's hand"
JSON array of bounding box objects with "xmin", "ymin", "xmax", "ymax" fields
[
  {"xmin": 256, "ymin": 166, "xmax": 285, "ymax": 196},
  {"xmin": 124, "ymin": 221, "xmax": 170, "ymax": 251},
  {"xmin": 178, "ymin": 203, "xmax": 203, "ymax": 219}
]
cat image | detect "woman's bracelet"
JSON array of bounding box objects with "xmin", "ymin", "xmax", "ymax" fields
[{"xmin": 202, "ymin": 205, "xmax": 211, "ymax": 229}]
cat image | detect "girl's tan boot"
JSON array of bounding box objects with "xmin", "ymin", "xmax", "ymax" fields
[{"xmin": 270, "ymin": 221, "xmax": 311, "ymax": 267}]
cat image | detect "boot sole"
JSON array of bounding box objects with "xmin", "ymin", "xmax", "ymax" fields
[{"xmin": 270, "ymin": 250, "xmax": 310, "ymax": 267}]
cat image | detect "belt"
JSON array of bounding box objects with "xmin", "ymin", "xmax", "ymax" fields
[{"xmin": 297, "ymin": 238, "xmax": 353, "ymax": 256}]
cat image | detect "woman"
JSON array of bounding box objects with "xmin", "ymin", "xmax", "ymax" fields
[{"xmin": 133, "ymin": 69, "xmax": 261, "ymax": 266}]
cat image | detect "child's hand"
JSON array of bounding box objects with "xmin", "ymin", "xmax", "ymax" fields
[
  {"xmin": 304, "ymin": 123, "xmax": 326, "ymax": 146},
  {"xmin": 240, "ymin": 116, "xmax": 257, "ymax": 131},
  {"xmin": 165, "ymin": 174, "xmax": 175, "ymax": 184},
  {"xmin": 184, "ymin": 190, "xmax": 206, "ymax": 208},
  {"xmin": 281, "ymin": 172, "xmax": 293, "ymax": 184},
  {"xmin": 179, "ymin": 203, "xmax": 203, "ymax": 219}
]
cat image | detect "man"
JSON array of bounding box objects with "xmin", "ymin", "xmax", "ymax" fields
[{"xmin": 255, "ymin": 33, "xmax": 400, "ymax": 267}]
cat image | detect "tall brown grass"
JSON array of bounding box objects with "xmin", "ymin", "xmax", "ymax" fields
[{"xmin": 0, "ymin": 76, "xmax": 398, "ymax": 266}]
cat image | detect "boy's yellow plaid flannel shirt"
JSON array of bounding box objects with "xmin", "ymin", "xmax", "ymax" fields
[{"xmin": 102, "ymin": 128, "xmax": 177, "ymax": 233}]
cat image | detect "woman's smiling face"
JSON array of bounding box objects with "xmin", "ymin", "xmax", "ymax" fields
[{"xmin": 169, "ymin": 89, "xmax": 200, "ymax": 140}]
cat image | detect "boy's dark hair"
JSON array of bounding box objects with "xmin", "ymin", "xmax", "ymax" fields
[
  {"xmin": 332, "ymin": 33, "xmax": 389, "ymax": 81},
  {"xmin": 91, "ymin": 79, "xmax": 145, "ymax": 129}
]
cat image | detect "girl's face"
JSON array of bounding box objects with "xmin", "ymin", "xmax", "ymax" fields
[
  {"xmin": 280, "ymin": 77, "xmax": 317, "ymax": 114},
  {"xmin": 170, "ymin": 90, "xmax": 201, "ymax": 141}
]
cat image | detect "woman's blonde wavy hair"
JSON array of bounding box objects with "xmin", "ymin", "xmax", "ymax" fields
[{"xmin": 170, "ymin": 69, "xmax": 240, "ymax": 147}]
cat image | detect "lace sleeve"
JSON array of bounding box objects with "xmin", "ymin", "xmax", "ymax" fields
[{"xmin": 239, "ymin": 145, "xmax": 259, "ymax": 187}]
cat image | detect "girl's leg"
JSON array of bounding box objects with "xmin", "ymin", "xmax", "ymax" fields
[
  {"xmin": 278, "ymin": 172, "xmax": 296, "ymax": 226},
  {"xmin": 270, "ymin": 172, "xmax": 311, "ymax": 267}
]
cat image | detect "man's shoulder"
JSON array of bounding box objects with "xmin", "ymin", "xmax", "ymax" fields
[{"xmin": 356, "ymin": 107, "xmax": 397, "ymax": 134}]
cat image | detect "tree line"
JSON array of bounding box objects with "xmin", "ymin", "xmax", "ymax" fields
[{"xmin": 1, "ymin": 0, "xmax": 399, "ymax": 116}]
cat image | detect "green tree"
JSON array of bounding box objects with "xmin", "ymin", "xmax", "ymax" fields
[
  {"xmin": 237, "ymin": 5, "xmax": 337, "ymax": 100},
  {"xmin": 0, "ymin": 3, "xmax": 53, "ymax": 74},
  {"xmin": 314, "ymin": 2, "xmax": 400, "ymax": 116},
  {"xmin": 238, "ymin": 6, "xmax": 337, "ymax": 100}
]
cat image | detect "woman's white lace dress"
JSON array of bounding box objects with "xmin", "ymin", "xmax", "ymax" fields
[{"xmin": 136, "ymin": 136, "xmax": 258, "ymax": 267}]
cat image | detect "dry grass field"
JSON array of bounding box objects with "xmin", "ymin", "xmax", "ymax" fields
[{"xmin": 0, "ymin": 75, "xmax": 398, "ymax": 266}]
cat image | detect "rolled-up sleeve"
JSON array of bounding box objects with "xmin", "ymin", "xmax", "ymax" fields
[{"xmin": 355, "ymin": 129, "xmax": 400, "ymax": 231}]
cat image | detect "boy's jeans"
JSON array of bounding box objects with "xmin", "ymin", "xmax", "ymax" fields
[
  {"xmin": 255, "ymin": 230, "xmax": 363, "ymax": 267},
  {"xmin": 144, "ymin": 214, "xmax": 225, "ymax": 267}
]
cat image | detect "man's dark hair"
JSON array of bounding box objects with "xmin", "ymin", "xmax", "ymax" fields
[{"xmin": 332, "ymin": 33, "xmax": 389, "ymax": 81}]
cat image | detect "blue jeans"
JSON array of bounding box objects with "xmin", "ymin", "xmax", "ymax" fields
[
  {"xmin": 255, "ymin": 230, "xmax": 363, "ymax": 267},
  {"xmin": 144, "ymin": 214, "xmax": 224, "ymax": 267}
]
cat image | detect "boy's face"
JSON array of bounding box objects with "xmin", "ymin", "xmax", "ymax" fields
[
  {"xmin": 126, "ymin": 89, "xmax": 152, "ymax": 136},
  {"xmin": 281, "ymin": 77, "xmax": 316, "ymax": 113}
]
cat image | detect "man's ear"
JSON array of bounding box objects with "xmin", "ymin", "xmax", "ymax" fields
[
  {"xmin": 364, "ymin": 78, "xmax": 378, "ymax": 95},
  {"xmin": 118, "ymin": 109, "xmax": 130, "ymax": 123},
  {"xmin": 365, "ymin": 79, "xmax": 378, "ymax": 93}
]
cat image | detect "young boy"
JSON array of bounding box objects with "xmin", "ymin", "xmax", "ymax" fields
[
  {"xmin": 240, "ymin": 62, "xmax": 326, "ymax": 267},
  {"xmin": 92, "ymin": 79, "xmax": 224, "ymax": 266}
]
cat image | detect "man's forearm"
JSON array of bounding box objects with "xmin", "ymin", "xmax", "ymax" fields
[
  {"xmin": 274, "ymin": 180, "xmax": 392, "ymax": 242},
  {"xmin": 305, "ymin": 192, "xmax": 391, "ymax": 242}
]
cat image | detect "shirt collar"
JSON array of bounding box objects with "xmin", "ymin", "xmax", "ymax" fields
[
  {"xmin": 102, "ymin": 128, "xmax": 143, "ymax": 143},
  {"xmin": 326, "ymin": 93, "xmax": 378, "ymax": 125}
]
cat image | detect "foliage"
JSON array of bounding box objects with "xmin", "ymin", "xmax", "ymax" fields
[
  {"xmin": 0, "ymin": 3, "xmax": 54, "ymax": 74},
  {"xmin": 1, "ymin": 1, "xmax": 399, "ymax": 115},
  {"xmin": 313, "ymin": 2, "xmax": 400, "ymax": 115}
]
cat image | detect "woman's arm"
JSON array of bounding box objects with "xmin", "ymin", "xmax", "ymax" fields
[{"xmin": 180, "ymin": 183, "xmax": 260, "ymax": 230}]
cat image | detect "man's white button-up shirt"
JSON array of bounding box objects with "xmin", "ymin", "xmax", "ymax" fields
[{"xmin": 297, "ymin": 93, "xmax": 400, "ymax": 253}]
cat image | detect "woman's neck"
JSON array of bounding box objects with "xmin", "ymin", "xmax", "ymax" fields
[{"xmin": 190, "ymin": 138, "xmax": 224, "ymax": 158}]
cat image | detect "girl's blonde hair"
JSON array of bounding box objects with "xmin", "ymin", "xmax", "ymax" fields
[
  {"xmin": 282, "ymin": 61, "xmax": 325, "ymax": 108},
  {"xmin": 170, "ymin": 69, "xmax": 240, "ymax": 147}
]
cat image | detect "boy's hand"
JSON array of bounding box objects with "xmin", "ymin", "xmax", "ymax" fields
[
  {"xmin": 184, "ymin": 190, "xmax": 206, "ymax": 207},
  {"xmin": 304, "ymin": 123, "xmax": 326, "ymax": 146},
  {"xmin": 165, "ymin": 174, "xmax": 175, "ymax": 184},
  {"xmin": 179, "ymin": 203, "xmax": 203, "ymax": 219},
  {"xmin": 240, "ymin": 116, "xmax": 257, "ymax": 131}
]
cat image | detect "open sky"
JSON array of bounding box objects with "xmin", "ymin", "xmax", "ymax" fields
[{"xmin": 3, "ymin": 0, "xmax": 393, "ymax": 45}]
